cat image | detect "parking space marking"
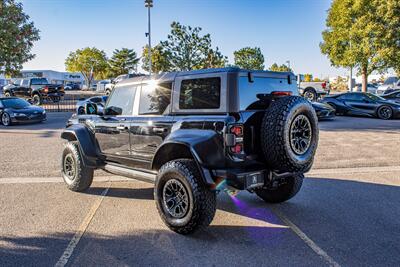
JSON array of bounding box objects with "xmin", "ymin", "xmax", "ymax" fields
[
  {"xmin": 0, "ymin": 176, "xmax": 129, "ymax": 184},
  {"xmin": 309, "ymin": 165, "xmax": 400, "ymax": 176},
  {"xmin": 270, "ymin": 206, "xmax": 341, "ymax": 267},
  {"xmin": 55, "ymin": 183, "xmax": 110, "ymax": 267}
]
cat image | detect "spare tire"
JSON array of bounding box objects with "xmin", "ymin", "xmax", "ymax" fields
[{"xmin": 261, "ymin": 96, "xmax": 318, "ymax": 173}]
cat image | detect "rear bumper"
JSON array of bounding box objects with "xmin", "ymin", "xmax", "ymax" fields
[{"xmin": 211, "ymin": 168, "xmax": 298, "ymax": 191}]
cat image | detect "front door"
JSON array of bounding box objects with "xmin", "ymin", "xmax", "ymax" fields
[{"xmin": 94, "ymin": 84, "xmax": 138, "ymax": 165}]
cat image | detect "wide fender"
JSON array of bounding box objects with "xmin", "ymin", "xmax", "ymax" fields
[
  {"xmin": 61, "ymin": 124, "xmax": 102, "ymax": 167},
  {"xmin": 152, "ymin": 129, "xmax": 225, "ymax": 170}
]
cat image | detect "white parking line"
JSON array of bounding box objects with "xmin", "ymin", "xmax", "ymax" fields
[
  {"xmin": 270, "ymin": 207, "xmax": 341, "ymax": 267},
  {"xmin": 55, "ymin": 183, "xmax": 111, "ymax": 267},
  {"xmin": 308, "ymin": 165, "xmax": 400, "ymax": 176},
  {"xmin": 0, "ymin": 176, "xmax": 129, "ymax": 184}
]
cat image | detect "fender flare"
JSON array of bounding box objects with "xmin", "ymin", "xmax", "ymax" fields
[
  {"xmin": 151, "ymin": 129, "xmax": 225, "ymax": 185},
  {"xmin": 61, "ymin": 124, "xmax": 102, "ymax": 168}
]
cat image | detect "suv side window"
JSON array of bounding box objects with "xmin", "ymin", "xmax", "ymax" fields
[
  {"xmin": 106, "ymin": 85, "xmax": 137, "ymax": 115},
  {"xmin": 22, "ymin": 79, "xmax": 30, "ymax": 87},
  {"xmin": 139, "ymin": 82, "xmax": 172, "ymax": 115},
  {"xmin": 179, "ymin": 77, "xmax": 220, "ymax": 109}
]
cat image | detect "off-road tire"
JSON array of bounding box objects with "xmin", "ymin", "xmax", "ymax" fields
[
  {"xmin": 61, "ymin": 141, "xmax": 93, "ymax": 192},
  {"xmin": 261, "ymin": 96, "xmax": 319, "ymax": 173},
  {"xmin": 32, "ymin": 94, "xmax": 42, "ymax": 105},
  {"xmin": 255, "ymin": 174, "xmax": 304, "ymax": 203},
  {"xmin": 4, "ymin": 91, "xmax": 11, "ymax": 97},
  {"xmin": 155, "ymin": 159, "xmax": 216, "ymax": 235}
]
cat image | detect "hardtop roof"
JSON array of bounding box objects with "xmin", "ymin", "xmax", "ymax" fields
[{"xmin": 118, "ymin": 67, "xmax": 295, "ymax": 86}]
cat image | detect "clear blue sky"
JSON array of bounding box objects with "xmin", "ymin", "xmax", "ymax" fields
[{"xmin": 21, "ymin": 0, "xmax": 347, "ymax": 78}]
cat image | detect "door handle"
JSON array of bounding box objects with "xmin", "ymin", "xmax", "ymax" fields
[{"xmin": 153, "ymin": 127, "xmax": 167, "ymax": 133}]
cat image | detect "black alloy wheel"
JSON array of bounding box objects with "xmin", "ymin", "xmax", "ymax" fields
[
  {"xmin": 1, "ymin": 112, "xmax": 11, "ymax": 126},
  {"xmin": 162, "ymin": 179, "xmax": 189, "ymax": 219},
  {"xmin": 377, "ymin": 106, "xmax": 392, "ymax": 120},
  {"xmin": 289, "ymin": 114, "xmax": 312, "ymax": 155}
]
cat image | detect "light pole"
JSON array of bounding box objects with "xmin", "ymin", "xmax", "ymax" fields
[
  {"xmin": 286, "ymin": 60, "xmax": 291, "ymax": 71},
  {"xmin": 145, "ymin": 0, "xmax": 153, "ymax": 75}
]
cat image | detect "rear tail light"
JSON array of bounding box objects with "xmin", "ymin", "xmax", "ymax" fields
[
  {"xmin": 322, "ymin": 82, "xmax": 326, "ymax": 89},
  {"xmin": 43, "ymin": 86, "xmax": 49, "ymax": 93},
  {"xmin": 271, "ymin": 91, "xmax": 292, "ymax": 96},
  {"xmin": 228, "ymin": 124, "xmax": 244, "ymax": 155},
  {"xmin": 230, "ymin": 125, "xmax": 243, "ymax": 136}
]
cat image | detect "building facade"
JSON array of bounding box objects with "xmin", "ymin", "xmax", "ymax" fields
[{"xmin": 20, "ymin": 70, "xmax": 85, "ymax": 86}]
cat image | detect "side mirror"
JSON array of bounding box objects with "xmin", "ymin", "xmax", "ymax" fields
[
  {"xmin": 84, "ymin": 102, "xmax": 98, "ymax": 115},
  {"xmin": 104, "ymin": 106, "xmax": 122, "ymax": 116}
]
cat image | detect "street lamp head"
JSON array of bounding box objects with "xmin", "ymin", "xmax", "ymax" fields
[{"xmin": 144, "ymin": 0, "xmax": 153, "ymax": 7}]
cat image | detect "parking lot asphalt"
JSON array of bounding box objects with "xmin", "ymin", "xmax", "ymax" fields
[{"xmin": 0, "ymin": 113, "xmax": 399, "ymax": 266}]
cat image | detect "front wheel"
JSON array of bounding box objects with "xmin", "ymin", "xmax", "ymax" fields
[
  {"xmin": 1, "ymin": 112, "xmax": 12, "ymax": 126},
  {"xmin": 61, "ymin": 141, "xmax": 93, "ymax": 192},
  {"xmin": 255, "ymin": 174, "xmax": 304, "ymax": 203},
  {"xmin": 4, "ymin": 92, "xmax": 11, "ymax": 97},
  {"xmin": 155, "ymin": 159, "xmax": 216, "ymax": 235}
]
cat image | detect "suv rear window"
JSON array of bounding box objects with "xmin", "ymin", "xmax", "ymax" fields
[{"xmin": 179, "ymin": 77, "xmax": 220, "ymax": 109}]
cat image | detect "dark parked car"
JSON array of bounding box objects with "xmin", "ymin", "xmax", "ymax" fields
[
  {"xmin": 76, "ymin": 96, "xmax": 108, "ymax": 114},
  {"xmin": 64, "ymin": 83, "xmax": 81, "ymax": 90},
  {"xmin": 61, "ymin": 68, "xmax": 319, "ymax": 234},
  {"xmin": 311, "ymin": 101, "xmax": 335, "ymax": 120},
  {"xmin": 381, "ymin": 89, "xmax": 400, "ymax": 104},
  {"xmin": 0, "ymin": 97, "xmax": 46, "ymax": 126},
  {"xmin": 3, "ymin": 77, "xmax": 64, "ymax": 105},
  {"xmin": 321, "ymin": 92, "xmax": 400, "ymax": 120}
]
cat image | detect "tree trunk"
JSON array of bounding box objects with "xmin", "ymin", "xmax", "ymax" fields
[{"xmin": 361, "ymin": 66, "xmax": 368, "ymax": 93}]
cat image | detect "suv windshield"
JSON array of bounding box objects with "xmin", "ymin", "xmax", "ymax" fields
[
  {"xmin": 383, "ymin": 77, "xmax": 398, "ymax": 85},
  {"xmin": 31, "ymin": 78, "xmax": 49, "ymax": 85},
  {"xmin": 2, "ymin": 98, "xmax": 30, "ymax": 108}
]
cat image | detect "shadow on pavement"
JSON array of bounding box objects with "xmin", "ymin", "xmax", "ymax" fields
[{"xmin": 1, "ymin": 177, "xmax": 399, "ymax": 266}]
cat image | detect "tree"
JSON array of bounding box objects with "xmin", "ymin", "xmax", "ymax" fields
[
  {"xmin": 303, "ymin": 74, "xmax": 313, "ymax": 82},
  {"xmin": 108, "ymin": 48, "xmax": 140, "ymax": 77},
  {"xmin": 269, "ymin": 63, "xmax": 292, "ymax": 72},
  {"xmin": 199, "ymin": 47, "xmax": 228, "ymax": 69},
  {"xmin": 320, "ymin": 0, "xmax": 398, "ymax": 92},
  {"xmin": 141, "ymin": 45, "xmax": 172, "ymax": 74},
  {"xmin": 0, "ymin": 0, "xmax": 40, "ymax": 76},
  {"xmin": 375, "ymin": 0, "xmax": 400, "ymax": 77},
  {"xmin": 233, "ymin": 47, "xmax": 265, "ymax": 70},
  {"xmin": 157, "ymin": 21, "xmax": 227, "ymax": 71},
  {"xmin": 65, "ymin": 47, "xmax": 108, "ymax": 88}
]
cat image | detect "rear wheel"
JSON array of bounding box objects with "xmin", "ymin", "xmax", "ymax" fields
[
  {"xmin": 377, "ymin": 106, "xmax": 392, "ymax": 120},
  {"xmin": 155, "ymin": 159, "xmax": 216, "ymax": 234},
  {"xmin": 61, "ymin": 141, "xmax": 93, "ymax": 192},
  {"xmin": 261, "ymin": 96, "xmax": 319, "ymax": 173},
  {"xmin": 4, "ymin": 92, "xmax": 11, "ymax": 97},
  {"xmin": 303, "ymin": 88, "xmax": 317, "ymax": 101},
  {"xmin": 255, "ymin": 174, "xmax": 304, "ymax": 203},
  {"xmin": 32, "ymin": 94, "xmax": 42, "ymax": 105}
]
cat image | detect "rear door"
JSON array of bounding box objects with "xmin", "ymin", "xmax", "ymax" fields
[
  {"xmin": 13, "ymin": 79, "xmax": 29, "ymax": 97},
  {"xmin": 129, "ymin": 81, "xmax": 173, "ymax": 170},
  {"xmin": 94, "ymin": 84, "xmax": 138, "ymax": 165}
]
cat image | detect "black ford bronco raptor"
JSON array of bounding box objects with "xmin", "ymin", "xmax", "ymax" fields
[{"xmin": 61, "ymin": 68, "xmax": 319, "ymax": 234}]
